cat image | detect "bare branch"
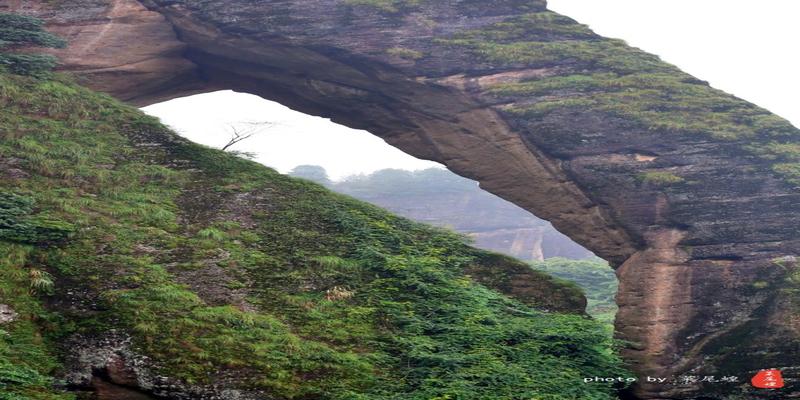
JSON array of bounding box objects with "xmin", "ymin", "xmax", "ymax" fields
[{"xmin": 220, "ymin": 121, "xmax": 276, "ymax": 151}]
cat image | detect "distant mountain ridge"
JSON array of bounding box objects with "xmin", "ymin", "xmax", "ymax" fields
[{"xmin": 290, "ymin": 165, "xmax": 594, "ymax": 261}]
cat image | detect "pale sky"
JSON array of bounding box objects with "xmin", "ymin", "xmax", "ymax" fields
[
  {"xmin": 143, "ymin": 92, "xmax": 440, "ymax": 180},
  {"xmin": 143, "ymin": 0, "xmax": 800, "ymax": 180}
]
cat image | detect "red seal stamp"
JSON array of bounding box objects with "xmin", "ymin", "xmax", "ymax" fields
[{"xmin": 751, "ymin": 369, "xmax": 784, "ymax": 389}]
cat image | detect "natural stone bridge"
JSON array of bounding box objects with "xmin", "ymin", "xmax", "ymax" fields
[{"xmin": 5, "ymin": 0, "xmax": 799, "ymax": 398}]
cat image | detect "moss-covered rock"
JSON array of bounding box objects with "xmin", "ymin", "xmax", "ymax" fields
[{"xmin": 0, "ymin": 72, "xmax": 628, "ymax": 399}]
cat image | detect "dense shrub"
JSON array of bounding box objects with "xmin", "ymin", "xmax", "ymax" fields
[
  {"xmin": 0, "ymin": 13, "xmax": 66, "ymax": 76},
  {"xmin": 0, "ymin": 191, "xmax": 74, "ymax": 244},
  {"xmin": 531, "ymin": 258, "xmax": 619, "ymax": 329}
]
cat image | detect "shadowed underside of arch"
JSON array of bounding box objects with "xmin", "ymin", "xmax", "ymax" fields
[{"xmin": 5, "ymin": 0, "xmax": 800, "ymax": 398}]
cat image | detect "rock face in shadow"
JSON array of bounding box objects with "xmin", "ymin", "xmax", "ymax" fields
[{"xmin": 5, "ymin": 0, "xmax": 800, "ymax": 398}]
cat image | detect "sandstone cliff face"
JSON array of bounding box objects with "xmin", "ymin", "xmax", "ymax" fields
[
  {"xmin": 4, "ymin": 0, "xmax": 800, "ymax": 398},
  {"xmin": 0, "ymin": 0, "xmax": 200, "ymax": 101}
]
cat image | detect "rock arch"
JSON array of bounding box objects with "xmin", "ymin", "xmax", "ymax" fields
[{"xmin": 5, "ymin": 0, "xmax": 800, "ymax": 398}]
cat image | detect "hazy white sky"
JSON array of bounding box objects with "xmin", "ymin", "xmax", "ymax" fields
[
  {"xmin": 143, "ymin": 0, "xmax": 800, "ymax": 180},
  {"xmin": 143, "ymin": 92, "xmax": 440, "ymax": 180}
]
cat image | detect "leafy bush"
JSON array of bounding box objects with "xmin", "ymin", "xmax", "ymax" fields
[
  {"xmin": 0, "ymin": 243, "xmax": 75, "ymax": 400},
  {"xmin": 387, "ymin": 47, "xmax": 424, "ymax": 60},
  {"xmin": 531, "ymin": 258, "xmax": 618, "ymax": 329},
  {"xmin": 197, "ymin": 227, "xmax": 225, "ymax": 241},
  {"xmin": 0, "ymin": 13, "xmax": 66, "ymax": 76},
  {"xmin": 28, "ymin": 269, "xmax": 55, "ymax": 295},
  {"xmin": 638, "ymin": 171, "xmax": 685, "ymax": 185},
  {"xmin": 0, "ymin": 191, "xmax": 74, "ymax": 244}
]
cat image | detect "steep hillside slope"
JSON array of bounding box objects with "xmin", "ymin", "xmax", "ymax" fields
[{"xmin": 0, "ymin": 72, "xmax": 625, "ymax": 399}]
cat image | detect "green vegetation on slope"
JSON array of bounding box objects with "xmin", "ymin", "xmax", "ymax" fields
[
  {"xmin": 530, "ymin": 258, "xmax": 618, "ymax": 330},
  {"xmin": 0, "ymin": 71, "xmax": 629, "ymax": 399},
  {"xmin": 0, "ymin": 244, "xmax": 74, "ymax": 400},
  {"xmin": 0, "ymin": 192, "xmax": 74, "ymax": 244},
  {"xmin": 0, "ymin": 13, "xmax": 66, "ymax": 76}
]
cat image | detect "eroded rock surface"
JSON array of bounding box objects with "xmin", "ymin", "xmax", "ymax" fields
[
  {"xmin": 62, "ymin": 333, "xmax": 262, "ymax": 399},
  {"xmin": 0, "ymin": 304, "xmax": 17, "ymax": 324},
  {"xmin": 4, "ymin": 0, "xmax": 800, "ymax": 398}
]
